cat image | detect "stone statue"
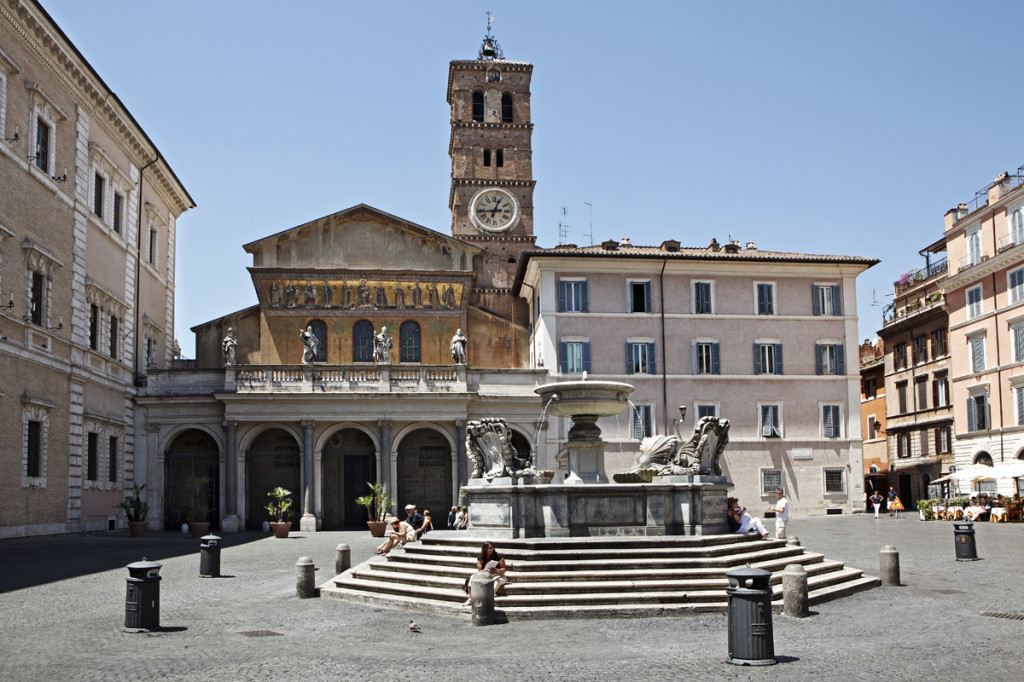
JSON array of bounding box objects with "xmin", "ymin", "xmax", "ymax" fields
[
  {"xmin": 613, "ymin": 416, "xmax": 731, "ymax": 483},
  {"xmin": 466, "ymin": 417, "xmax": 538, "ymax": 480},
  {"xmin": 373, "ymin": 326, "xmax": 392, "ymax": 365},
  {"xmin": 450, "ymin": 328, "xmax": 467, "ymax": 364},
  {"xmin": 222, "ymin": 327, "xmax": 238, "ymax": 366},
  {"xmin": 299, "ymin": 325, "xmax": 319, "ymax": 365}
]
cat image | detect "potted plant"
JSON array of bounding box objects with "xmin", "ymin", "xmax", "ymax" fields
[
  {"xmin": 916, "ymin": 498, "xmax": 932, "ymax": 521},
  {"xmin": 266, "ymin": 486, "xmax": 293, "ymax": 538},
  {"xmin": 355, "ymin": 482, "xmax": 392, "ymax": 537},
  {"xmin": 185, "ymin": 475, "xmax": 213, "ymax": 539},
  {"xmin": 118, "ymin": 483, "xmax": 149, "ymax": 537}
]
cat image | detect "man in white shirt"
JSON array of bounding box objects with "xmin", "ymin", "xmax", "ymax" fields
[{"xmin": 767, "ymin": 488, "xmax": 789, "ymax": 539}]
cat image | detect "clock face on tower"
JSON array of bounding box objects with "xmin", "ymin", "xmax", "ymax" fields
[{"xmin": 469, "ymin": 188, "xmax": 520, "ymax": 233}]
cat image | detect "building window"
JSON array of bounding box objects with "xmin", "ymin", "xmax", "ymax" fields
[
  {"xmin": 496, "ymin": 149, "xmax": 504, "ymax": 167},
  {"xmin": 755, "ymin": 282, "xmax": 775, "ymax": 315},
  {"xmin": 29, "ymin": 271, "xmax": 45, "ymax": 326},
  {"xmin": 483, "ymin": 149, "xmax": 491, "ymax": 166},
  {"xmin": 559, "ymin": 340, "xmax": 590, "ymax": 374},
  {"xmin": 815, "ymin": 343, "xmax": 845, "ymax": 375},
  {"xmin": 754, "ymin": 343, "xmax": 783, "ymax": 375},
  {"xmin": 893, "ymin": 342, "xmax": 907, "ymax": 369},
  {"xmin": 146, "ymin": 337, "xmax": 157, "ymax": 367},
  {"xmin": 89, "ymin": 304, "xmax": 99, "ymax": 350},
  {"xmin": 912, "ymin": 336, "xmax": 928, "ymax": 364},
  {"xmin": 897, "ymin": 432, "xmax": 911, "ymax": 458},
  {"xmin": 967, "ymin": 228, "xmax": 981, "ymax": 265},
  {"xmin": 113, "ymin": 192, "xmax": 123, "ymax": 234},
  {"xmin": 148, "ymin": 228, "xmax": 158, "ymax": 265},
  {"xmin": 932, "ymin": 374, "xmax": 949, "ymax": 407},
  {"xmin": 1010, "ymin": 268, "xmax": 1024, "ymax": 304},
  {"xmin": 761, "ymin": 469, "xmax": 782, "ymax": 495},
  {"xmin": 26, "ymin": 419, "xmax": 42, "ymax": 479},
  {"xmin": 310, "ymin": 319, "xmax": 328, "ymax": 362},
  {"xmin": 812, "ymin": 284, "xmax": 842, "ymax": 316},
  {"xmin": 1014, "ymin": 324, "xmax": 1024, "ymax": 363},
  {"xmin": 472, "ymin": 91, "xmax": 484, "ymax": 122},
  {"xmin": 87, "ymin": 432, "xmax": 99, "ymax": 482},
  {"xmin": 631, "ymin": 404, "xmax": 653, "ymax": 439},
  {"xmin": 696, "ymin": 403, "xmax": 718, "ymax": 419},
  {"xmin": 627, "ymin": 341, "xmax": 656, "ymax": 374},
  {"xmin": 866, "ymin": 415, "xmax": 878, "ymax": 440},
  {"xmin": 1017, "ymin": 385, "xmax": 1024, "ymax": 427},
  {"xmin": 760, "ymin": 404, "xmax": 781, "ymax": 438},
  {"xmin": 399, "ymin": 321, "xmax": 421, "ymax": 363},
  {"xmin": 629, "ymin": 281, "xmax": 651, "ymax": 313},
  {"xmin": 897, "ymin": 381, "xmax": 908, "ymax": 413},
  {"xmin": 967, "ymin": 285, "xmax": 982, "ymax": 319},
  {"xmin": 557, "ymin": 280, "xmax": 588, "ymax": 312},
  {"xmin": 969, "ymin": 334, "xmax": 985, "ymax": 373},
  {"xmin": 931, "ymin": 328, "xmax": 947, "ymax": 357},
  {"xmin": 108, "ymin": 436, "xmax": 119, "ymax": 483},
  {"xmin": 824, "ymin": 468, "xmax": 846, "ymax": 494},
  {"xmin": 936, "ymin": 426, "xmax": 951, "ymax": 453},
  {"xmin": 822, "ymin": 404, "xmax": 842, "ymax": 438},
  {"xmin": 501, "ymin": 92, "xmax": 513, "ymax": 122},
  {"xmin": 864, "ymin": 377, "xmax": 877, "ymax": 399},
  {"xmin": 34, "ymin": 116, "xmax": 50, "ymax": 173},
  {"xmin": 915, "ymin": 376, "xmax": 928, "ymax": 410},
  {"xmin": 693, "ymin": 281, "xmax": 713, "ymax": 314},
  {"xmin": 353, "ymin": 320, "xmax": 374, "ymax": 362},
  {"xmin": 694, "ymin": 341, "xmax": 720, "ymax": 375},
  {"xmin": 109, "ymin": 315, "xmax": 119, "ymax": 359},
  {"xmin": 93, "ymin": 172, "xmax": 105, "ymax": 218},
  {"xmin": 967, "ymin": 394, "xmax": 988, "ymax": 432},
  {"xmin": 1012, "ymin": 208, "xmax": 1024, "ymax": 245}
]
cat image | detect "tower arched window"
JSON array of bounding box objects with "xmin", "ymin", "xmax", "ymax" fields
[
  {"xmin": 309, "ymin": 319, "xmax": 328, "ymax": 362},
  {"xmin": 483, "ymin": 149, "xmax": 491, "ymax": 167},
  {"xmin": 496, "ymin": 149, "xmax": 504, "ymax": 167},
  {"xmin": 472, "ymin": 91, "xmax": 484, "ymax": 122},
  {"xmin": 501, "ymin": 93, "xmax": 513, "ymax": 122},
  {"xmin": 353, "ymin": 320, "xmax": 374, "ymax": 363},
  {"xmin": 400, "ymin": 321, "xmax": 421, "ymax": 363}
]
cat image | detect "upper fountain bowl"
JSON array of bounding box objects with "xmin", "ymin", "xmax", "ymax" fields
[{"xmin": 534, "ymin": 380, "xmax": 635, "ymax": 419}]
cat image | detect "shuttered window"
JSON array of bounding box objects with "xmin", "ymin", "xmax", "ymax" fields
[
  {"xmin": 815, "ymin": 343, "xmax": 845, "ymax": 375},
  {"xmin": 560, "ymin": 341, "xmax": 590, "ymax": 374},
  {"xmin": 627, "ymin": 342, "xmax": 657, "ymax": 374},
  {"xmin": 760, "ymin": 404, "xmax": 781, "ymax": 438},
  {"xmin": 694, "ymin": 282, "xmax": 713, "ymax": 314},
  {"xmin": 812, "ymin": 284, "xmax": 842, "ymax": 316},
  {"xmin": 694, "ymin": 342, "xmax": 719, "ymax": 375},
  {"xmin": 822, "ymin": 404, "xmax": 841, "ymax": 438},
  {"xmin": 754, "ymin": 343, "xmax": 783, "ymax": 375},
  {"xmin": 557, "ymin": 280, "xmax": 589, "ymax": 312}
]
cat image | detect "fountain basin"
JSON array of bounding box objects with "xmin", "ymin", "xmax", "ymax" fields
[{"xmin": 534, "ymin": 381, "xmax": 634, "ymax": 418}]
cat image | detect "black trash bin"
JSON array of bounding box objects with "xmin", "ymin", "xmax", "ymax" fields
[
  {"xmin": 124, "ymin": 558, "xmax": 162, "ymax": 632},
  {"xmin": 725, "ymin": 567, "xmax": 776, "ymax": 666},
  {"xmin": 200, "ymin": 534, "xmax": 221, "ymax": 577},
  {"xmin": 953, "ymin": 521, "xmax": 979, "ymax": 561}
]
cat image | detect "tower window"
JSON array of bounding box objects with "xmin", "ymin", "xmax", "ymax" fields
[
  {"xmin": 483, "ymin": 149, "xmax": 491, "ymax": 166},
  {"xmin": 472, "ymin": 91, "xmax": 484, "ymax": 122},
  {"xmin": 496, "ymin": 149, "xmax": 504, "ymax": 167},
  {"xmin": 501, "ymin": 93, "xmax": 513, "ymax": 122}
]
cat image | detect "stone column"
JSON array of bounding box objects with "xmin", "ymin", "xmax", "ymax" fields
[
  {"xmin": 455, "ymin": 420, "xmax": 467, "ymax": 496},
  {"xmin": 300, "ymin": 420, "xmax": 317, "ymax": 532},
  {"xmin": 378, "ymin": 420, "xmax": 392, "ymax": 507},
  {"xmin": 144, "ymin": 423, "xmax": 162, "ymax": 531},
  {"xmin": 221, "ymin": 420, "xmax": 239, "ymax": 532}
]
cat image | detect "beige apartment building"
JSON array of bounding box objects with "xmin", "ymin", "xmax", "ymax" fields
[
  {"xmin": 0, "ymin": 1, "xmax": 193, "ymax": 538},
  {"xmin": 942, "ymin": 165, "xmax": 1024, "ymax": 494},
  {"xmin": 877, "ymin": 240, "xmax": 952, "ymax": 506},
  {"xmin": 514, "ymin": 240, "xmax": 877, "ymax": 515}
]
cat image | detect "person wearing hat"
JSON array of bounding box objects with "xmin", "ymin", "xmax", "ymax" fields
[
  {"xmin": 404, "ymin": 504, "xmax": 425, "ymax": 534},
  {"xmin": 375, "ymin": 516, "xmax": 416, "ymax": 555}
]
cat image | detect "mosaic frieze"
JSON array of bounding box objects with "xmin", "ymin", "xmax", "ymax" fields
[{"xmin": 259, "ymin": 277, "xmax": 466, "ymax": 316}]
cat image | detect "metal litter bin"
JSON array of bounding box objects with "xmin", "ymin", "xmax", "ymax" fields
[
  {"xmin": 953, "ymin": 521, "xmax": 979, "ymax": 561},
  {"xmin": 726, "ymin": 567, "xmax": 776, "ymax": 666},
  {"xmin": 200, "ymin": 534, "xmax": 221, "ymax": 577},
  {"xmin": 124, "ymin": 558, "xmax": 162, "ymax": 632}
]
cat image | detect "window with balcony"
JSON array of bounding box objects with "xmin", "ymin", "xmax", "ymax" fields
[
  {"xmin": 754, "ymin": 343, "xmax": 783, "ymax": 375},
  {"xmin": 694, "ymin": 341, "xmax": 720, "ymax": 375},
  {"xmin": 557, "ymin": 280, "xmax": 588, "ymax": 312},
  {"xmin": 967, "ymin": 285, "xmax": 982, "ymax": 319},
  {"xmin": 812, "ymin": 284, "xmax": 842, "ymax": 316},
  {"xmin": 559, "ymin": 340, "xmax": 590, "ymax": 374}
]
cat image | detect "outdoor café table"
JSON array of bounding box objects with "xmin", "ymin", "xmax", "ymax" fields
[
  {"xmin": 964, "ymin": 506, "xmax": 985, "ymax": 521},
  {"xmin": 990, "ymin": 507, "xmax": 1007, "ymax": 521}
]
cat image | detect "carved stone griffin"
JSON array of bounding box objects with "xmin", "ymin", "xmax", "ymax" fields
[
  {"xmin": 466, "ymin": 417, "xmax": 539, "ymax": 480},
  {"xmin": 613, "ymin": 416, "xmax": 730, "ymax": 483}
]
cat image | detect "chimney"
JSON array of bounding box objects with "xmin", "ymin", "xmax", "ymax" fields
[
  {"xmin": 708, "ymin": 238, "xmax": 720, "ymax": 252},
  {"xmin": 990, "ymin": 171, "xmax": 1010, "ymax": 204},
  {"xmin": 620, "ymin": 237, "xmax": 632, "ymax": 246},
  {"xmin": 745, "ymin": 242, "xmax": 757, "ymax": 250},
  {"xmin": 957, "ymin": 203, "xmax": 969, "ymax": 220}
]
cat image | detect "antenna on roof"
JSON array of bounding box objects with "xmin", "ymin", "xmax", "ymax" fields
[
  {"xmin": 583, "ymin": 202, "xmax": 594, "ymax": 246},
  {"xmin": 558, "ymin": 206, "xmax": 570, "ymax": 245}
]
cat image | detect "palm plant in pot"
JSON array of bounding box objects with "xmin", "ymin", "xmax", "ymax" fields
[
  {"xmin": 185, "ymin": 475, "xmax": 213, "ymax": 539},
  {"xmin": 118, "ymin": 483, "xmax": 149, "ymax": 537},
  {"xmin": 355, "ymin": 482, "xmax": 392, "ymax": 537},
  {"xmin": 266, "ymin": 486, "xmax": 293, "ymax": 538}
]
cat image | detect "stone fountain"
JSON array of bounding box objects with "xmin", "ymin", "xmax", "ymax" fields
[{"xmin": 462, "ymin": 379, "xmax": 732, "ymax": 538}]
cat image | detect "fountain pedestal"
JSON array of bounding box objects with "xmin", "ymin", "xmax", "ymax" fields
[{"xmin": 563, "ymin": 415, "xmax": 607, "ymax": 484}]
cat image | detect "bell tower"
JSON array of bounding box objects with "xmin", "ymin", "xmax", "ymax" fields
[{"xmin": 447, "ymin": 25, "xmax": 536, "ymax": 293}]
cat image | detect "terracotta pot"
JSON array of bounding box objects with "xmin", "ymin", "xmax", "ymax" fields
[
  {"xmin": 188, "ymin": 521, "xmax": 211, "ymax": 539},
  {"xmin": 271, "ymin": 521, "xmax": 291, "ymax": 538},
  {"xmin": 367, "ymin": 520, "xmax": 387, "ymax": 537},
  {"xmin": 128, "ymin": 521, "xmax": 148, "ymax": 538}
]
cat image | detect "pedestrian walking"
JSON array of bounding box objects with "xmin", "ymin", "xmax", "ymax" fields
[{"xmin": 767, "ymin": 488, "xmax": 789, "ymax": 539}]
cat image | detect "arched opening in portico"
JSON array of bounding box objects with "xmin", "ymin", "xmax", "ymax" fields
[
  {"xmin": 246, "ymin": 428, "xmax": 301, "ymax": 530},
  {"xmin": 164, "ymin": 429, "xmax": 219, "ymax": 531},
  {"xmin": 396, "ymin": 428, "xmax": 452, "ymax": 518},
  {"xmin": 322, "ymin": 428, "xmax": 377, "ymax": 529}
]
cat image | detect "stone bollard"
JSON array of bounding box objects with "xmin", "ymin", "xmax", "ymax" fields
[
  {"xmin": 296, "ymin": 556, "xmax": 316, "ymax": 599},
  {"xmin": 786, "ymin": 536, "xmax": 800, "ymax": 546},
  {"xmin": 879, "ymin": 545, "xmax": 900, "ymax": 586},
  {"xmin": 470, "ymin": 570, "xmax": 495, "ymax": 626},
  {"xmin": 335, "ymin": 543, "xmax": 351, "ymax": 576},
  {"xmin": 782, "ymin": 564, "xmax": 809, "ymax": 618}
]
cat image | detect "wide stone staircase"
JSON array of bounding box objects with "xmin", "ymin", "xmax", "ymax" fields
[{"xmin": 320, "ymin": 533, "xmax": 879, "ymax": 619}]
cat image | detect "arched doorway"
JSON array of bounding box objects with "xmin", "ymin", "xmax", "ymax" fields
[
  {"xmin": 246, "ymin": 429, "xmax": 301, "ymax": 530},
  {"xmin": 397, "ymin": 428, "xmax": 452, "ymax": 517},
  {"xmin": 974, "ymin": 451, "xmax": 993, "ymax": 466},
  {"xmin": 164, "ymin": 429, "xmax": 219, "ymax": 531},
  {"xmin": 322, "ymin": 428, "xmax": 376, "ymax": 529}
]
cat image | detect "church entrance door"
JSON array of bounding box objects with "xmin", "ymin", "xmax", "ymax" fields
[
  {"xmin": 322, "ymin": 428, "xmax": 377, "ymax": 529},
  {"xmin": 246, "ymin": 429, "xmax": 301, "ymax": 530},
  {"xmin": 164, "ymin": 429, "xmax": 219, "ymax": 531},
  {"xmin": 396, "ymin": 428, "xmax": 452, "ymax": 520}
]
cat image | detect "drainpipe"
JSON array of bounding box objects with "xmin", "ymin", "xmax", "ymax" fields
[
  {"xmin": 993, "ymin": 269, "xmax": 1004, "ymax": 463},
  {"xmin": 133, "ymin": 154, "xmax": 160, "ymax": 386},
  {"xmin": 659, "ymin": 258, "xmax": 668, "ymax": 433}
]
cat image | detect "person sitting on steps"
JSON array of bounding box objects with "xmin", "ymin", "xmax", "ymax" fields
[
  {"xmin": 726, "ymin": 496, "xmax": 770, "ymax": 540},
  {"xmin": 462, "ymin": 541, "xmax": 507, "ymax": 607}
]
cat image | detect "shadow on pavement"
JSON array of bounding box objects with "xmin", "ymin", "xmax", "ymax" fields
[{"xmin": 0, "ymin": 531, "xmax": 270, "ymax": 593}]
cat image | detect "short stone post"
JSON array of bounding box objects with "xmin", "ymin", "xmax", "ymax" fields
[
  {"xmin": 786, "ymin": 536, "xmax": 800, "ymax": 546},
  {"xmin": 782, "ymin": 564, "xmax": 809, "ymax": 618},
  {"xmin": 296, "ymin": 556, "xmax": 316, "ymax": 599},
  {"xmin": 335, "ymin": 543, "xmax": 351, "ymax": 575},
  {"xmin": 879, "ymin": 545, "xmax": 900, "ymax": 587},
  {"xmin": 470, "ymin": 570, "xmax": 495, "ymax": 626}
]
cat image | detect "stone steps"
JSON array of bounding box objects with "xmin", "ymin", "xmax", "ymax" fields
[{"xmin": 321, "ymin": 534, "xmax": 879, "ymax": 619}]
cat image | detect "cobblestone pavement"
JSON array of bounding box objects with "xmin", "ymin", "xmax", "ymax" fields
[{"xmin": 1, "ymin": 515, "xmax": 1021, "ymax": 681}]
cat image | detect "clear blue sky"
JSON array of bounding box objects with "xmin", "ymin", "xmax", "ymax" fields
[{"xmin": 40, "ymin": 0, "xmax": 1024, "ymax": 357}]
